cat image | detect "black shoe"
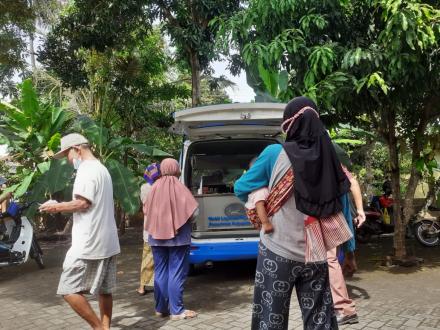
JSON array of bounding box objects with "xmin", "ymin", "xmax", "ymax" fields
[{"xmin": 337, "ymin": 313, "xmax": 359, "ymax": 325}]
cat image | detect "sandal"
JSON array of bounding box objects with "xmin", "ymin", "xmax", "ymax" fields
[
  {"xmin": 170, "ymin": 310, "xmax": 198, "ymax": 320},
  {"xmin": 136, "ymin": 289, "xmax": 146, "ymax": 296},
  {"xmin": 155, "ymin": 311, "xmax": 169, "ymax": 318}
]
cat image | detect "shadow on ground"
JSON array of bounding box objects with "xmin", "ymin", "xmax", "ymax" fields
[{"xmin": 2, "ymin": 228, "xmax": 440, "ymax": 329}]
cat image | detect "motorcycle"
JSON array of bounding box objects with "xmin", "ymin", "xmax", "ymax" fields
[
  {"xmin": 0, "ymin": 201, "xmax": 44, "ymax": 269},
  {"xmin": 355, "ymin": 206, "xmax": 396, "ymax": 243},
  {"xmin": 413, "ymin": 206, "xmax": 440, "ymax": 247},
  {"xmin": 355, "ymin": 197, "xmax": 414, "ymax": 243}
]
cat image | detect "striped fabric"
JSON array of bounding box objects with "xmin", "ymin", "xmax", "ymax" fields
[
  {"xmin": 245, "ymin": 168, "xmax": 294, "ymax": 228},
  {"xmin": 304, "ymin": 213, "xmax": 353, "ymax": 263},
  {"xmin": 304, "ymin": 218, "xmax": 327, "ymax": 262},
  {"xmin": 246, "ymin": 167, "xmax": 352, "ymax": 263}
]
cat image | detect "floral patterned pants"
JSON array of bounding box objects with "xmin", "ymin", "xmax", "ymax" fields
[{"xmin": 251, "ymin": 243, "xmax": 338, "ymax": 330}]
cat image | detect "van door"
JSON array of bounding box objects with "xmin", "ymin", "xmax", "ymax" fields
[
  {"xmin": 173, "ymin": 103, "xmax": 286, "ymax": 240},
  {"xmin": 170, "ymin": 102, "xmax": 286, "ymax": 139},
  {"xmin": 186, "ymin": 138, "xmax": 278, "ymax": 239}
]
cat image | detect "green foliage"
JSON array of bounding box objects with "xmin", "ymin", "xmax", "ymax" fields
[
  {"xmin": 0, "ymin": 79, "xmax": 74, "ymax": 205},
  {"xmin": 39, "ymin": 9, "xmax": 190, "ymax": 165},
  {"xmin": 0, "ymin": 0, "xmax": 34, "ymax": 96},
  {"xmin": 38, "ymin": 0, "xmax": 150, "ymax": 89},
  {"xmin": 223, "ymin": 0, "xmax": 440, "ymax": 256},
  {"xmin": 148, "ymin": 0, "xmax": 240, "ymax": 74},
  {"xmin": 106, "ymin": 159, "xmax": 140, "ymax": 215},
  {"xmin": 147, "ymin": 0, "xmax": 240, "ymax": 105},
  {"xmin": 0, "ymin": 0, "xmax": 63, "ymax": 96},
  {"xmin": 71, "ymin": 115, "xmax": 171, "ymax": 214}
]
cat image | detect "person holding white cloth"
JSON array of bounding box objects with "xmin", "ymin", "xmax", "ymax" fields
[{"xmin": 40, "ymin": 133, "xmax": 120, "ymax": 330}]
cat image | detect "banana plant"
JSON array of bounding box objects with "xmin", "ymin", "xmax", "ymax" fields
[
  {"xmin": 1, "ymin": 79, "xmax": 171, "ymax": 216},
  {"xmin": 71, "ymin": 115, "xmax": 171, "ymax": 215},
  {"xmin": 0, "ymin": 79, "xmax": 74, "ymax": 208}
]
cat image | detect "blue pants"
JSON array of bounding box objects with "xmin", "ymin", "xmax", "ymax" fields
[{"xmin": 151, "ymin": 245, "xmax": 190, "ymax": 315}]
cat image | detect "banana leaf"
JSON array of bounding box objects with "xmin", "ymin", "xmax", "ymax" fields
[
  {"xmin": 105, "ymin": 159, "xmax": 140, "ymax": 215},
  {"xmin": 126, "ymin": 143, "xmax": 172, "ymax": 157},
  {"xmin": 45, "ymin": 159, "xmax": 74, "ymax": 193},
  {"xmin": 14, "ymin": 172, "xmax": 35, "ymax": 198},
  {"xmin": 20, "ymin": 79, "xmax": 39, "ymax": 123}
]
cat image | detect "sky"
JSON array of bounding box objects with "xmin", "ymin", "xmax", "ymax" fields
[
  {"xmin": 0, "ymin": 145, "xmax": 6, "ymax": 157},
  {"xmin": 0, "ymin": 60, "xmax": 254, "ymax": 157},
  {"xmin": 212, "ymin": 60, "xmax": 255, "ymax": 103}
]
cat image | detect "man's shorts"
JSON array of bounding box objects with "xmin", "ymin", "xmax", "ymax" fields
[{"xmin": 57, "ymin": 255, "xmax": 117, "ymax": 295}]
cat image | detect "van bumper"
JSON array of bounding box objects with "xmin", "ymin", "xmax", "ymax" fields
[{"xmin": 189, "ymin": 237, "xmax": 259, "ymax": 264}]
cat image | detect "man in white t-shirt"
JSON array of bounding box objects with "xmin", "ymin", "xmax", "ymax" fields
[{"xmin": 40, "ymin": 133, "xmax": 120, "ymax": 330}]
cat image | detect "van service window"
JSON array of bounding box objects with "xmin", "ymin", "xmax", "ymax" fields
[{"xmin": 185, "ymin": 139, "xmax": 277, "ymax": 195}]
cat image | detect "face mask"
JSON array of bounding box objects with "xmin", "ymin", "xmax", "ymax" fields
[
  {"xmin": 73, "ymin": 157, "xmax": 82, "ymax": 170},
  {"xmin": 71, "ymin": 148, "xmax": 82, "ymax": 170}
]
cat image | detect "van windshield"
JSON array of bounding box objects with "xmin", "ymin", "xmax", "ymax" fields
[{"xmin": 185, "ymin": 139, "xmax": 278, "ymax": 195}]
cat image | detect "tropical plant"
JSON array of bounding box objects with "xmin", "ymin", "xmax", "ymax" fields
[
  {"xmin": 38, "ymin": 0, "xmax": 240, "ymax": 107},
  {"xmin": 222, "ymin": 0, "xmax": 440, "ymax": 259},
  {"xmin": 0, "ymin": 78, "xmax": 172, "ymax": 219},
  {"xmin": 0, "ymin": 79, "xmax": 74, "ymax": 212},
  {"xmin": 144, "ymin": 0, "xmax": 240, "ymax": 106},
  {"xmin": 71, "ymin": 115, "xmax": 171, "ymax": 215}
]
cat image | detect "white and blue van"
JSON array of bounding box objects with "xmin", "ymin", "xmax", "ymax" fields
[{"xmin": 171, "ymin": 103, "xmax": 286, "ymax": 267}]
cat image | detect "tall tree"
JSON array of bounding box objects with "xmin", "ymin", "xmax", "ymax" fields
[
  {"xmin": 146, "ymin": 0, "xmax": 240, "ymax": 106},
  {"xmin": 27, "ymin": 0, "xmax": 64, "ymax": 70},
  {"xmin": 0, "ymin": 0, "xmax": 63, "ymax": 96},
  {"xmin": 223, "ymin": 0, "xmax": 440, "ymax": 260},
  {"xmin": 38, "ymin": 0, "xmax": 150, "ymax": 89},
  {"xmin": 0, "ymin": 0, "xmax": 34, "ymax": 96}
]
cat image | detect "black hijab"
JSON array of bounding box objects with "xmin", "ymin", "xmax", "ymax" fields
[{"xmin": 282, "ymin": 96, "xmax": 350, "ymax": 218}]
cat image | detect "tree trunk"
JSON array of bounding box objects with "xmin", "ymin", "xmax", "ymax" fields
[
  {"xmin": 363, "ymin": 136, "xmax": 375, "ymax": 200},
  {"xmin": 402, "ymin": 118, "xmax": 427, "ymax": 224},
  {"xmin": 402, "ymin": 167, "xmax": 421, "ymax": 223},
  {"xmin": 29, "ymin": 33, "xmax": 36, "ymax": 70},
  {"xmin": 386, "ymin": 108, "xmax": 406, "ymax": 259},
  {"xmin": 119, "ymin": 208, "xmax": 126, "ymax": 235},
  {"xmin": 189, "ymin": 49, "xmax": 201, "ymax": 107},
  {"xmin": 423, "ymin": 177, "xmax": 440, "ymax": 212},
  {"xmin": 118, "ymin": 147, "xmax": 130, "ymax": 235},
  {"xmin": 29, "ymin": 0, "xmax": 36, "ymax": 71}
]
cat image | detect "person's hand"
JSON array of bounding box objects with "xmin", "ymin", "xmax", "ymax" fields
[
  {"xmin": 39, "ymin": 200, "xmax": 59, "ymax": 213},
  {"xmin": 355, "ymin": 209, "xmax": 366, "ymax": 227},
  {"xmin": 0, "ymin": 192, "xmax": 12, "ymax": 204},
  {"xmin": 262, "ymin": 222, "xmax": 274, "ymax": 234},
  {"xmin": 253, "ymin": 222, "xmax": 262, "ymax": 230}
]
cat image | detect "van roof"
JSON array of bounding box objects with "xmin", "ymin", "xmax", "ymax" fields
[
  {"xmin": 171, "ymin": 103, "xmax": 287, "ymax": 138},
  {"xmin": 174, "ymin": 102, "xmax": 286, "ymax": 121}
]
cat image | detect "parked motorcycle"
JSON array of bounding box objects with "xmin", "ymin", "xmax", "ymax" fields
[
  {"xmin": 0, "ymin": 201, "xmax": 44, "ymax": 269},
  {"xmin": 413, "ymin": 206, "xmax": 440, "ymax": 247},
  {"xmin": 355, "ymin": 207, "xmax": 395, "ymax": 243},
  {"xmin": 355, "ymin": 202, "xmax": 414, "ymax": 243}
]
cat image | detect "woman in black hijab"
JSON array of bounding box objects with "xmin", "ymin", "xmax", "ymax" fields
[
  {"xmin": 282, "ymin": 96, "xmax": 351, "ymax": 218},
  {"xmin": 235, "ymin": 96, "xmax": 349, "ymax": 330}
]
